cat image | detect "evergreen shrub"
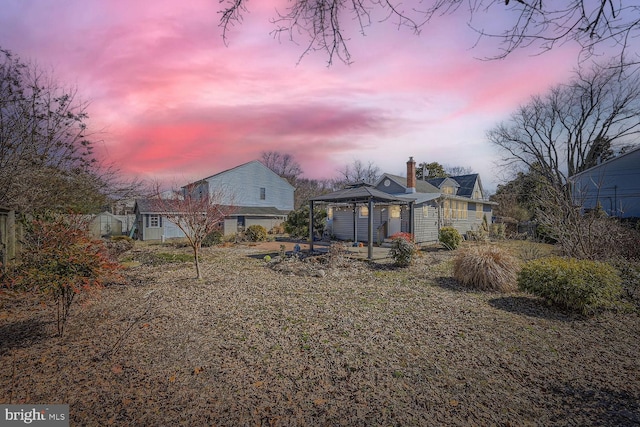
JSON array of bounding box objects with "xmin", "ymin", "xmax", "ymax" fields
[
  {"xmin": 246, "ymin": 225, "xmax": 268, "ymax": 242},
  {"xmin": 439, "ymin": 227, "xmax": 462, "ymax": 250},
  {"xmin": 518, "ymin": 256, "xmax": 623, "ymax": 315},
  {"xmin": 202, "ymin": 229, "xmax": 223, "ymax": 247},
  {"xmin": 389, "ymin": 237, "xmax": 418, "ymax": 267}
]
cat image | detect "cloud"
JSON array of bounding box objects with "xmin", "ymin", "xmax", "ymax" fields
[
  {"xmin": 99, "ymin": 101, "xmax": 398, "ymax": 179},
  {"xmin": 0, "ymin": 0, "xmax": 589, "ymax": 192}
]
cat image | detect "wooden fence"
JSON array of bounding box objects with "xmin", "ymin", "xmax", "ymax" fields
[{"xmin": 0, "ymin": 207, "xmax": 21, "ymax": 272}]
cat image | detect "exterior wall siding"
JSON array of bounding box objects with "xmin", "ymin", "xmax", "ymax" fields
[
  {"xmin": 571, "ymin": 149, "xmax": 640, "ymax": 218},
  {"xmin": 223, "ymin": 218, "xmax": 238, "ymax": 236},
  {"xmin": 330, "ymin": 202, "xmax": 493, "ymax": 244},
  {"xmin": 205, "ymin": 161, "xmax": 294, "ymax": 211},
  {"xmin": 331, "ymin": 206, "xmax": 384, "ymax": 243},
  {"xmin": 412, "ymin": 204, "xmax": 439, "ymax": 243},
  {"xmin": 375, "ymin": 179, "xmax": 407, "ymax": 195},
  {"xmin": 138, "ymin": 214, "xmax": 187, "ymax": 241},
  {"xmin": 246, "ymin": 217, "xmax": 286, "ymax": 232}
]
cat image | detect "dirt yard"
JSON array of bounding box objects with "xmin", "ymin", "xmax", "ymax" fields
[{"xmin": 1, "ymin": 241, "xmax": 639, "ymax": 426}]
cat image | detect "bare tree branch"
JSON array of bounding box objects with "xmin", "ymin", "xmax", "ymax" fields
[
  {"xmin": 150, "ymin": 182, "xmax": 236, "ymax": 279},
  {"xmin": 488, "ymin": 59, "xmax": 640, "ymax": 192},
  {"xmin": 217, "ymin": 1, "xmax": 640, "ymax": 65}
]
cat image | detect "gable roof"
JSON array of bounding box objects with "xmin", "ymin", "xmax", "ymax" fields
[
  {"xmin": 379, "ymin": 173, "xmax": 441, "ymax": 194},
  {"xmin": 449, "ymin": 174, "xmax": 480, "ymax": 198},
  {"xmin": 426, "ymin": 176, "xmax": 460, "ymax": 189},
  {"xmin": 229, "ymin": 206, "xmax": 290, "ymax": 216},
  {"xmin": 134, "ymin": 199, "xmax": 172, "ymax": 214},
  {"xmin": 194, "ymin": 160, "xmax": 295, "ymax": 190},
  {"xmin": 425, "ymin": 177, "xmax": 447, "ymax": 188},
  {"xmin": 310, "ymin": 183, "xmax": 413, "ymax": 204},
  {"xmin": 569, "ymin": 145, "xmax": 640, "ymax": 180}
]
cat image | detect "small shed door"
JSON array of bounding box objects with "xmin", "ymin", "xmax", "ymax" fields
[
  {"xmin": 388, "ymin": 205, "xmax": 401, "ymax": 236},
  {"xmin": 100, "ymin": 216, "xmax": 112, "ymax": 235}
]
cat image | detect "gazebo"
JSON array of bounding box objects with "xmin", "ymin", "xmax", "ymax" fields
[{"xmin": 308, "ymin": 183, "xmax": 414, "ymax": 259}]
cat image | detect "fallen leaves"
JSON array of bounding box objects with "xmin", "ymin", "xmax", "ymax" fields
[{"xmin": 0, "ymin": 243, "xmax": 638, "ymax": 426}]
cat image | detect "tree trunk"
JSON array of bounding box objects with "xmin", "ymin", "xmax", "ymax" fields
[{"xmin": 193, "ymin": 244, "xmax": 202, "ymax": 280}]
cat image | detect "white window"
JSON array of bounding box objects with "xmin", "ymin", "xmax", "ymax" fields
[
  {"xmin": 149, "ymin": 214, "xmax": 160, "ymax": 228},
  {"xmin": 422, "ymin": 205, "xmax": 429, "ymax": 217}
]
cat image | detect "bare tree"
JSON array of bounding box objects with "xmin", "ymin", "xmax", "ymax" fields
[
  {"xmin": 150, "ymin": 183, "xmax": 235, "ymax": 280},
  {"xmin": 534, "ymin": 183, "xmax": 640, "ymax": 260},
  {"xmin": 0, "ymin": 47, "xmax": 109, "ymax": 213},
  {"xmin": 488, "ymin": 59, "xmax": 640, "ymax": 192},
  {"xmin": 260, "ymin": 151, "xmax": 303, "ymax": 184},
  {"xmin": 445, "ymin": 165, "xmax": 475, "ymax": 177},
  {"xmin": 292, "ymin": 177, "xmax": 333, "ymax": 208},
  {"xmin": 333, "ymin": 159, "xmax": 381, "ymax": 187},
  {"xmin": 218, "ymin": 1, "xmax": 640, "ymax": 65}
]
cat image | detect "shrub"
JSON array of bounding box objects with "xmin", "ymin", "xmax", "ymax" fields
[
  {"xmin": 439, "ymin": 227, "xmax": 462, "ymax": 250},
  {"xmin": 518, "ymin": 256, "xmax": 623, "ymax": 315},
  {"xmin": 389, "ymin": 232, "xmax": 413, "ymax": 242},
  {"xmin": 104, "ymin": 235, "xmax": 135, "ymax": 259},
  {"xmin": 270, "ymin": 223, "xmax": 286, "ymax": 234},
  {"xmin": 201, "ymin": 229, "xmax": 223, "ymax": 247},
  {"xmin": 245, "ymin": 225, "xmax": 268, "ymax": 242},
  {"xmin": 389, "ymin": 237, "xmax": 418, "ymax": 267},
  {"xmin": 610, "ymin": 258, "xmax": 640, "ymax": 307},
  {"xmin": 490, "ymin": 223, "xmax": 506, "ymax": 240},
  {"xmin": 285, "ymin": 206, "xmax": 327, "ymax": 239},
  {"xmin": 8, "ymin": 214, "xmax": 121, "ymax": 336},
  {"xmin": 325, "ymin": 242, "xmax": 349, "ymax": 268},
  {"xmin": 466, "ymin": 229, "xmax": 488, "ymax": 242},
  {"xmin": 453, "ymin": 245, "xmax": 520, "ymax": 292}
]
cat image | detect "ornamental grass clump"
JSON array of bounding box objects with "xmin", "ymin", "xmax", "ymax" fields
[
  {"xmin": 518, "ymin": 256, "xmax": 623, "ymax": 315},
  {"xmin": 453, "ymin": 245, "xmax": 520, "ymax": 292}
]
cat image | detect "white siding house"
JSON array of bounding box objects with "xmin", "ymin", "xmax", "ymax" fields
[{"xmin": 134, "ymin": 160, "xmax": 295, "ymax": 241}]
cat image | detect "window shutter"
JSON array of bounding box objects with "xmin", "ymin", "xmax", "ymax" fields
[
  {"xmin": 159, "ymin": 216, "xmax": 163, "ymax": 227},
  {"xmin": 145, "ymin": 214, "xmax": 149, "ymax": 228}
]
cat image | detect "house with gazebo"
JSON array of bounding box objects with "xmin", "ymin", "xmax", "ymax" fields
[{"xmin": 309, "ymin": 157, "xmax": 495, "ymax": 257}]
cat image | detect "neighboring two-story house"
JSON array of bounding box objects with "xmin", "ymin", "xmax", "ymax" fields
[
  {"xmin": 134, "ymin": 160, "xmax": 294, "ymax": 241},
  {"xmin": 321, "ymin": 157, "xmax": 495, "ymax": 244},
  {"xmin": 569, "ymin": 145, "xmax": 640, "ymax": 219}
]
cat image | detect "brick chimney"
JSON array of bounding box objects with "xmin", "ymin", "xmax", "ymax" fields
[{"xmin": 406, "ymin": 156, "xmax": 416, "ymax": 193}]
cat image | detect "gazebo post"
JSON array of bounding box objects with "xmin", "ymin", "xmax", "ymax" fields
[
  {"xmin": 409, "ymin": 201, "xmax": 414, "ymax": 239},
  {"xmin": 353, "ymin": 203, "xmax": 357, "ymax": 243},
  {"xmin": 309, "ymin": 200, "xmax": 314, "ymax": 252},
  {"xmin": 367, "ymin": 198, "xmax": 374, "ymax": 260}
]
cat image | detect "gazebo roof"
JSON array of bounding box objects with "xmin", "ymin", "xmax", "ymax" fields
[{"xmin": 309, "ymin": 183, "xmax": 412, "ymax": 204}]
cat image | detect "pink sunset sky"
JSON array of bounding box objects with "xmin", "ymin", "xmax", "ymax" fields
[{"xmin": 0, "ymin": 0, "xmax": 592, "ymax": 192}]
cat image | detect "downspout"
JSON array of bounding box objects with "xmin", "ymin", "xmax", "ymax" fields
[
  {"xmin": 409, "ymin": 201, "xmax": 414, "ymax": 241},
  {"xmin": 368, "ymin": 198, "xmax": 374, "ymax": 260},
  {"xmin": 309, "ymin": 200, "xmax": 314, "ymax": 252}
]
